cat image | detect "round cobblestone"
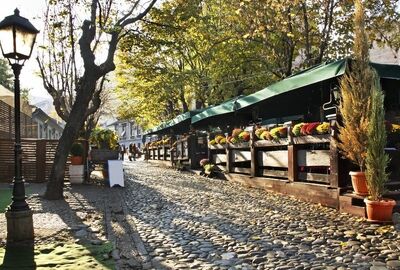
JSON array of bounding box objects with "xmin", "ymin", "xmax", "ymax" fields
[{"xmin": 121, "ymin": 161, "xmax": 400, "ymax": 269}]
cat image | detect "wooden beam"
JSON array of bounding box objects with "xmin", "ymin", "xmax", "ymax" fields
[
  {"xmin": 287, "ymin": 145, "xmax": 298, "ymax": 182},
  {"xmin": 297, "ymin": 150, "xmax": 330, "ymax": 167},
  {"xmin": 225, "ymin": 173, "xmax": 339, "ymax": 208},
  {"xmin": 258, "ymin": 150, "xmax": 289, "ymax": 167},
  {"xmin": 298, "ymin": 172, "xmax": 330, "ymax": 183}
]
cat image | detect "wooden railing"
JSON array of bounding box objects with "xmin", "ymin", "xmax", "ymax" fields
[
  {"xmin": 0, "ymin": 139, "xmax": 89, "ymax": 183},
  {"xmin": 146, "ymin": 134, "xmax": 208, "ymax": 169},
  {"xmin": 0, "ymin": 100, "xmax": 37, "ymax": 139},
  {"xmin": 208, "ymin": 119, "xmax": 347, "ymax": 189}
]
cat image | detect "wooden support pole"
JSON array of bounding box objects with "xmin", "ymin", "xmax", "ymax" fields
[
  {"xmin": 188, "ymin": 135, "xmax": 197, "ymax": 169},
  {"xmin": 226, "ymin": 145, "xmax": 233, "ymax": 173},
  {"xmin": 250, "ymin": 125, "xmax": 258, "ymax": 177},
  {"xmin": 36, "ymin": 140, "xmax": 46, "ymax": 182},
  {"xmin": 286, "ymin": 123, "xmax": 297, "ymax": 182},
  {"xmin": 327, "ymin": 114, "xmax": 347, "ymax": 189},
  {"xmin": 287, "ymin": 145, "xmax": 298, "ymax": 182}
]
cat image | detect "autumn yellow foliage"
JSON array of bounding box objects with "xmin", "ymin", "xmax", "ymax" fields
[{"xmin": 337, "ymin": 0, "xmax": 374, "ymax": 172}]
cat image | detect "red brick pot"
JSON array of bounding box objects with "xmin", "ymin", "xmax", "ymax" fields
[
  {"xmin": 364, "ymin": 198, "xmax": 396, "ymax": 223},
  {"xmin": 349, "ymin": 171, "xmax": 369, "ymax": 196},
  {"xmin": 70, "ymin": 156, "xmax": 83, "ymax": 165}
]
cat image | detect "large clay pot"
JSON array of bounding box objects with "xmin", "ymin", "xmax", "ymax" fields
[
  {"xmin": 349, "ymin": 171, "xmax": 368, "ymax": 196},
  {"xmin": 364, "ymin": 198, "xmax": 396, "ymax": 222},
  {"xmin": 71, "ymin": 156, "xmax": 83, "ymax": 165}
]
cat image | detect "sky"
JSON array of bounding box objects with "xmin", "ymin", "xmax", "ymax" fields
[{"xmin": 0, "ymin": 0, "xmax": 50, "ymax": 100}]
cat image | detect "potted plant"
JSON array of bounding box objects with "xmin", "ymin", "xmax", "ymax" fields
[
  {"xmin": 199, "ymin": 158, "xmax": 216, "ymax": 177},
  {"xmin": 70, "ymin": 142, "xmax": 84, "ymax": 165},
  {"xmin": 69, "ymin": 142, "xmax": 85, "ymax": 184},
  {"xmin": 90, "ymin": 127, "xmax": 119, "ymax": 150},
  {"xmin": 364, "ymin": 78, "xmax": 395, "ymax": 222},
  {"xmin": 337, "ymin": 0, "xmax": 373, "ymax": 196},
  {"xmin": 88, "ymin": 128, "xmax": 119, "ymax": 180}
]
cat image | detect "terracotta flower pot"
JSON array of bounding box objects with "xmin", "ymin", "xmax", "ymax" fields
[
  {"xmin": 349, "ymin": 171, "xmax": 368, "ymax": 196},
  {"xmin": 70, "ymin": 156, "xmax": 83, "ymax": 165},
  {"xmin": 364, "ymin": 198, "xmax": 396, "ymax": 222}
]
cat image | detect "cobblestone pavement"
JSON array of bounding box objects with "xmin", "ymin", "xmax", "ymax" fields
[
  {"xmin": 0, "ymin": 181, "xmax": 143, "ymax": 269},
  {"xmin": 123, "ymin": 161, "xmax": 400, "ymax": 270}
]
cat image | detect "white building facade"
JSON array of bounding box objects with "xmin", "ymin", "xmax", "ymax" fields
[
  {"xmin": 32, "ymin": 108, "xmax": 63, "ymax": 140},
  {"xmin": 107, "ymin": 120, "xmax": 143, "ymax": 150}
]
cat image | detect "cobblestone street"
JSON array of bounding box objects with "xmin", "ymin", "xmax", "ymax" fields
[{"xmin": 123, "ymin": 161, "xmax": 400, "ymax": 270}]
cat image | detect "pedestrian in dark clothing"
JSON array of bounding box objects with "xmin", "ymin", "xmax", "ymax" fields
[
  {"xmin": 119, "ymin": 144, "xmax": 126, "ymax": 160},
  {"xmin": 128, "ymin": 143, "xmax": 134, "ymax": 161},
  {"xmin": 131, "ymin": 143, "xmax": 137, "ymax": 161}
]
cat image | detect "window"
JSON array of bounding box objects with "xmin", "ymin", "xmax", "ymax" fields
[
  {"xmin": 121, "ymin": 123, "xmax": 127, "ymax": 139},
  {"xmin": 130, "ymin": 123, "xmax": 135, "ymax": 139},
  {"xmin": 38, "ymin": 124, "xmax": 41, "ymax": 138}
]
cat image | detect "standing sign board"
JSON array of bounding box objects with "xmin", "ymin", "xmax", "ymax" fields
[{"xmin": 108, "ymin": 160, "xmax": 124, "ymax": 187}]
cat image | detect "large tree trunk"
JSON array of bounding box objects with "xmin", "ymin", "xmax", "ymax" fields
[
  {"xmin": 42, "ymin": 0, "xmax": 157, "ymax": 200},
  {"xmin": 44, "ymin": 74, "xmax": 98, "ymax": 200}
]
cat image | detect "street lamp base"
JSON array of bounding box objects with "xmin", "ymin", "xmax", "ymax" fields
[{"xmin": 5, "ymin": 209, "xmax": 34, "ymax": 243}]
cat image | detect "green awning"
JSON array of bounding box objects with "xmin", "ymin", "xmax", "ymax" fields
[
  {"xmin": 371, "ymin": 62, "xmax": 400, "ymax": 80},
  {"xmin": 144, "ymin": 109, "xmax": 205, "ymax": 136},
  {"xmin": 150, "ymin": 59, "xmax": 400, "ymax": 131},
  {"xmin": 237, "ymin": 58, "xmax": 400, "ymax": 112},
  {"xmin": 191, "ymin": 95, "xmax": 245, "ymax": 126},
  {"xmin": 236, "ymin": 59, "xmax": 347, "ymax": 111}
]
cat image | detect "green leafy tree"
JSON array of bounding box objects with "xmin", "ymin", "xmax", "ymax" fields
[
  {"xmin": 0, "ymin": 59, "xmax": 13, "ymax": 90},
  {"xmin": 116, "ymin": 0, "xmax": 273, "ymax": 128},
  {"xmin": 234, "ymin": 0, "xmax": 399, "ymax": 77}
]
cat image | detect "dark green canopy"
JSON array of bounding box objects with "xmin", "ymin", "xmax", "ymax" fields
[
  {"xmin": 236, "ymin": 59, "xmax": 347, "ymax": 111},
  {"xmin": 144, "ymin": 109, "xmax": 205, "ymax": 136},
  {"xmin": 191, "ymin": 95, "xmax": 245, "ymax": 126},
  {"xmin": 191, "ymin": 58, "xmax": 400, "ymax": 125}
]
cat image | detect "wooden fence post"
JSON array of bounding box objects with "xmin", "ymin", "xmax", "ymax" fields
[
  {"xmin": 226, "ymin": 145, "xmax": 233, "ymax": 173},
  {"xmin": 286, "ymin": 124, "xmax": 298, "ymax": 182},
  {"xmin": 250, "ymin": 126, "xmax": 258, "ymax": 177},
  {"xmin": 327, "ymin": 114, "xmax": 347, "ymax": 189},
  {"xmin": 36, "ymin": 140, "xmax": 46, "ymax": 182},
  {"xmin": 8, "ymin": 105, "xmax": 12, "ymax": 139}
]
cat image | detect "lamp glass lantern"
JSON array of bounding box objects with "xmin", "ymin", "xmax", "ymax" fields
[{"xmin": 0, "ymin": 8, "xmax": 39, "ymax": 65}]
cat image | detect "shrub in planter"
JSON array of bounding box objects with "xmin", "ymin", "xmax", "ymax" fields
[
  {"xmin": 90, "ymin": 127, "xmax": 118, "ymax": 150},
  {"xmin": 336, "ymin": 0, "xmax": 376, "ymax": 196},
  {"xmin": 255, "ymin": 128, "xmax": 267, "ymax": 139},
  {"xmin": 70, "ymin": 142, "xmax": 84, "ymax": 165},
  {"xmin": 364, "ymin": 76, "xmax": 395, "ymax": 222},
  {"xmin": 269, "ymin": 127, "xmax": 286, "ymax": 140},
  {"xmin": 231, "ymin": 128, "xmax": 243, "ymax": 138},
  {"xmin": 278, "ymin": 127, "xmax": 287, "ymax": 138},
  {"xmin": 215, "ymin": 135, "xmax": 225, "ymax": 144},
  {"xmin": 238, "ymin": 131, "xmax": 250, "ymax": 142},
  {"xmin": 304, "ymin": 122, "xmax": 320, "ymax": 135},
  {"xmin": 199, "ymin": 158, "xmax": 209, "ymax": 167},
  {"xmin": 292, "ymin": 123, "xmax": 304, "ymax": 137},
  {"xmin": 219, "ymin": 137, "xmax": 227, "ymax": 144},
  {"xmin": 316, "ymin": 122, "xmax": 330, "ymax": 135},
  {"xmin": 260, "ymin": 130, "xmax": 272, "ymax": 140},
  {"xmin": 199, "ymin": 159, "xmax": 216, "ymax": 177}
]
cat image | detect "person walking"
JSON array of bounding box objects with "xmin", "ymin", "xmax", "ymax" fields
[
  {"xmin": 128, "ymin": 143, "xmax": 134, "ymax": 161},
  {"xmin": 131, "ymin": 143, "xmax": 137, "ymax": 161},
  {"xmin": 119, "ymin": 144, "xmax": 126, "ymax": 160}
]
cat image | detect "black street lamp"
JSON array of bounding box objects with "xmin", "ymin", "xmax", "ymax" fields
[{"xmin": 0, "ymin": 8, "xmax": 39, "ymax": 243}]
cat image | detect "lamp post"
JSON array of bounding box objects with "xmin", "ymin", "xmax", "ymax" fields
[{"xmin": 0, "ymin": 9, "xmax": 39, "ymax": 243}]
